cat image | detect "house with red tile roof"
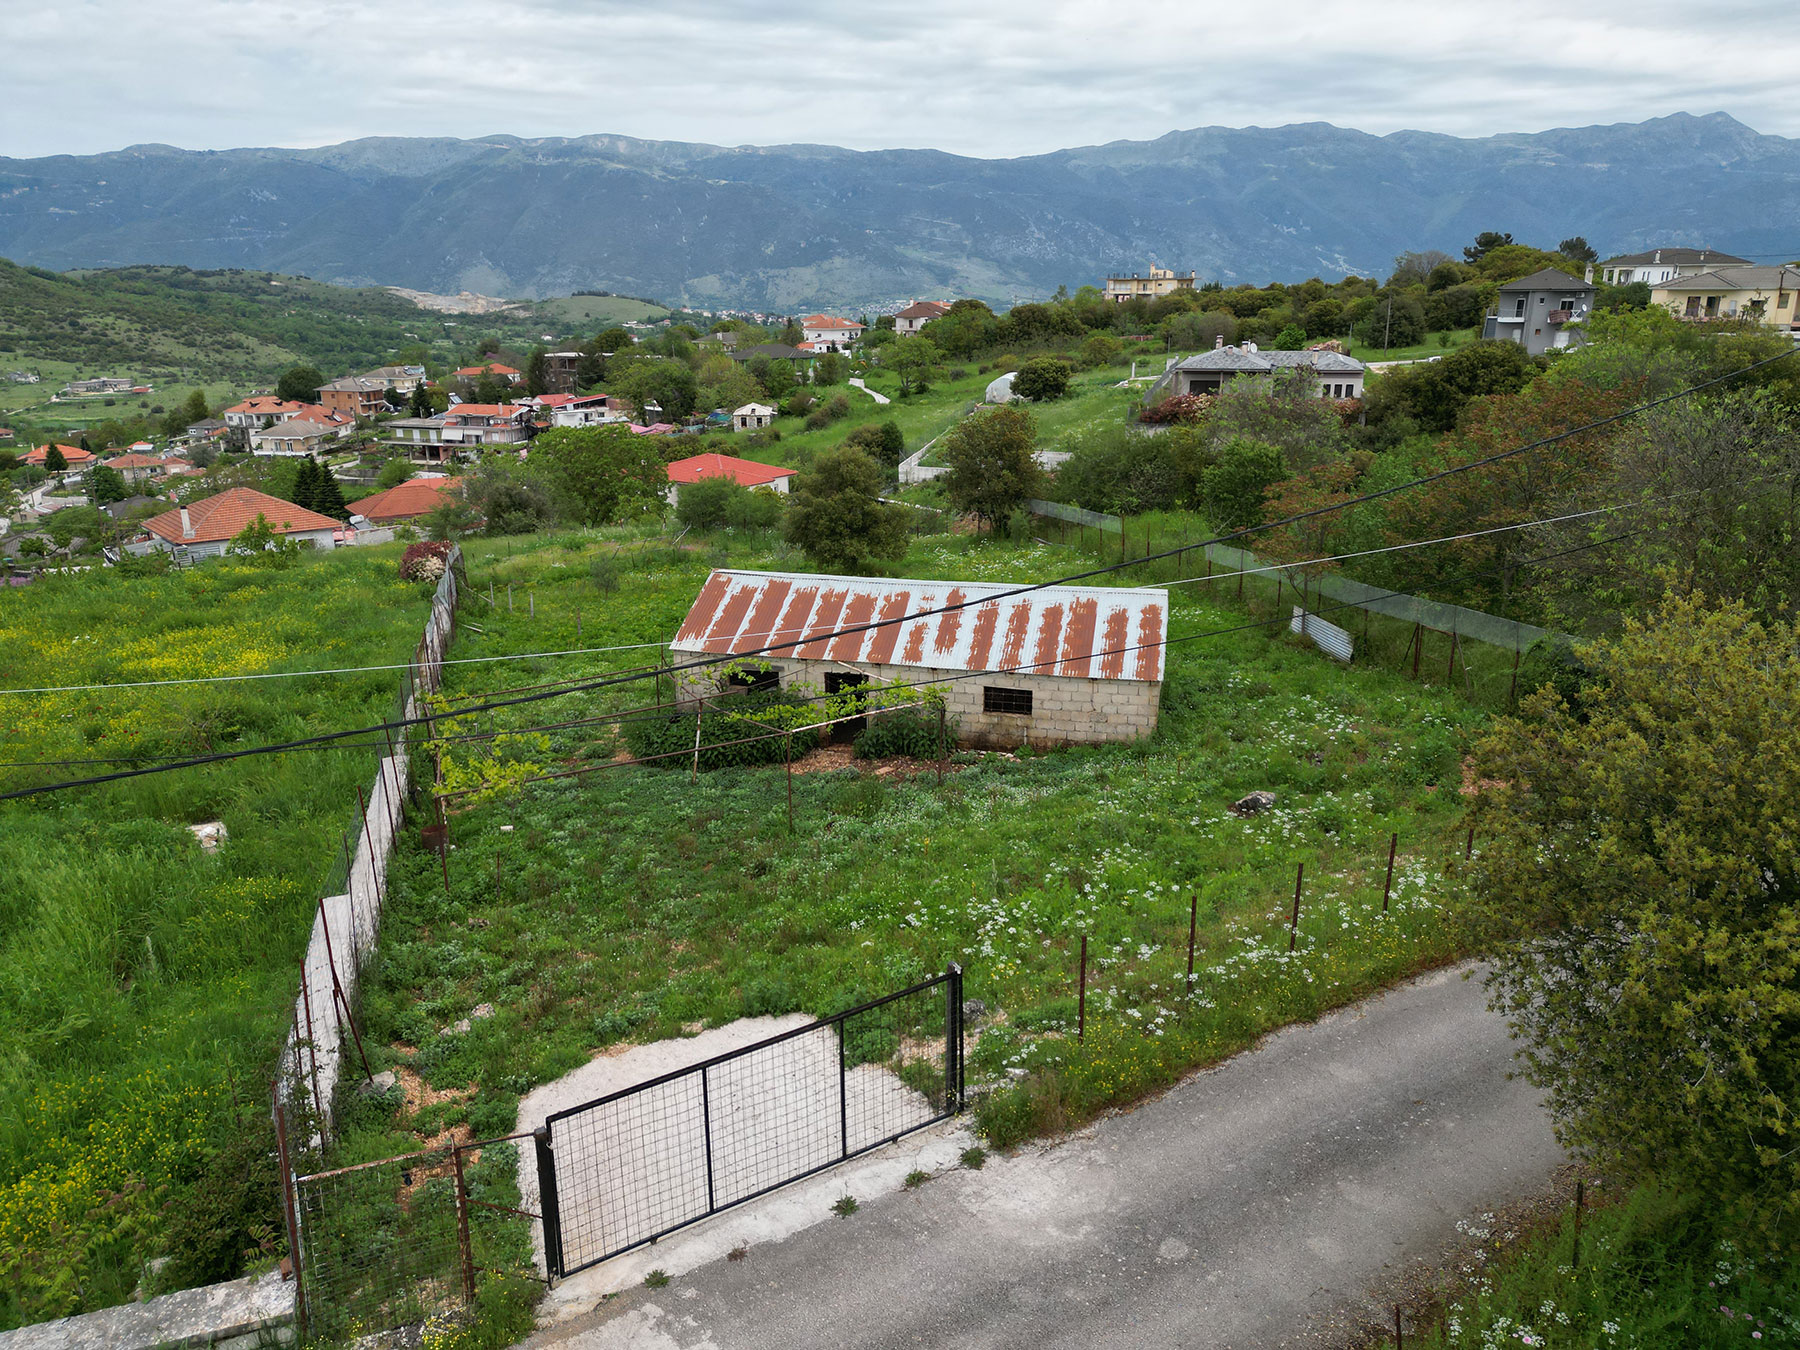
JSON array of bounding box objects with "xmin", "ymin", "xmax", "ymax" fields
[
  {"xmin": 894, "ymin": 300, "xmax": 953, "ymax": 335},
  {"xmin": 799, "ymin": 315, "xmax": 864, "ymax": 351},
  {"xmin": 222, "ymin": 397, "xmax": 308, "ymax": 439},
  {"xmin": 317, "ymin": 376, "xmax": 392, "ymax": 418},
  {"xmin": 136, "ymin": 487, "xmax": 341, "ymax": 558},
  {"xmin": 103, "ymin": 452, "xmax": 172, "ymax": 485},
  {"xmin": 441, "ymin": 403, "xmax": 533, "ymax": 447},
  {"xmin": 22, "ymin": 443, "xmax": 96, "ymax": 469},
  {"xmin": 454, "ymin": 362, "xmax": 523, "ymax": 384},
  {"xmin": 350, "ymin": 476, "xmax": 465, "ymax": 526},
  {"xmin": 286, "ymin": 404, "xmax": 358, "ymax": 436},
  {"xmin": 663, "ymin": 452, "xmax": 795, "ymax": 505}
]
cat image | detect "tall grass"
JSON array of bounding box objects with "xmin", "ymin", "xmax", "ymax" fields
[{"xmin": 0, "ymin": 547, "xmax": 433, "ymax": 1328}]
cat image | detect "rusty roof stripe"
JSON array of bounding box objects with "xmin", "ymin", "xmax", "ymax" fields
[
  {"xmin": 932, "ymin": 589, "xmax": 966, "ymax": 657},
  {"xmin": 827, "ymin": 592, "xmax": 879, "ymax": 662},
  {"xmin": 1058, "ymin": 598, "xmax": 1098, "ymax": 679},
  {"xmin": 1099, "ymin": 608, "xmax": 1130, "ymax": 679},
  {"xmin": 737, "ymin": 577, "xmax": 793, "ymax": 651},
  {"xmin": 864, "ymin": 591, "xmax": 913, "ymax": 664},
  {"xmin": 702, "ymin": 581, "xmax": 760, "ymax": 654},
  {"xmin": 997, "ymin": 600, "xmax": 1034, "ymax": 670},
  {"xmin": 1030, "ymin": 602, "xmax": 1065, "ymax": 677},
  {"xmin": 1134, "ymin": 604, "xmax": 1166, "ymax": 681},
  {"xmin": 670, "ymin": 571, "xmax": 1168, "ymax": 682},
  {"xmin": 965, "ymin": 602, "xmax": 1000, "ymax": 671},
  {"xmin": 673, "ymin": 572, "xmax": 731, "ymax": 645},
  {"xmin": 794, "ymin": 588, "xmax": 849, "ymax": 660}
]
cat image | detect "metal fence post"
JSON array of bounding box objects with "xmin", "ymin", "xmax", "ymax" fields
[
  {"xmin": 701, "ymin": 1066, "xmax": 718, "ymax": 1213},
  {"xmin": 449, "ymin": 1142, "xmax": 477, "ymax": 1304},
  {"xmin": 271, "ymin": 1084, "xmax": 308, "ymax": 1336},
  {"xmin": 534, "ymin": 1127, "xmax": 563, "ymax": 1283},
  {"xmin": 838, "ymin": 1017, "xmax": 851, "ymax": 1160},
  {"xmin": 1288, "ymin": 862, "xmax": 1304, "ymax": 953},
  {"xmin": 1077, "ymin": 935, "xmax": 1088, "ymax": 1040},
  {"xmin": 1186, "ymin": 894, "xmax": 1198, "ymax": 993},
  {"xmin": 945, "ymin": 964, "xmax": 964, "ymax": 1111},
  {"xmin": 1383, "ymin": 832, "xmax": 1398, "ymax": 912}
]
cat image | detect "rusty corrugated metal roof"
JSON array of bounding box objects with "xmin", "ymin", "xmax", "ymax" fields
[{"xmin": 671, "ymin": 570, "xmax": 1168, "ymax": 683}]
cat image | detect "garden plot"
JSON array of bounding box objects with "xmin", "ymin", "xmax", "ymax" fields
[{"xmin": 516, "ymin": 1016, "xmax": 941, "ymax": 1274}]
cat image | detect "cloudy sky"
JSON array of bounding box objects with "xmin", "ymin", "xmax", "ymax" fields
[{"xmin": 5, "ymin": 0, "xmax": 1798, "ymax": 159}]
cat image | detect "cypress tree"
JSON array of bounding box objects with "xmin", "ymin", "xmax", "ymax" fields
[
  {"xmin": 290, "ymin": 457, "xmax": 321, "ymax": 510},
  {"xmin": 313, "ymin": 469, "xmax": 351, "ymax": 522}
]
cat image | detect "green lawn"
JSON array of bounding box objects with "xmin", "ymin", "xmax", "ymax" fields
[
  {"xmin": 343, "ymin": 523, "xmax": 1481, "ymax": 1174},
  {"xmin": 532, "ymin": 295, "xmax": 670, "ymax": 327},
  {"xmin": 0, "ymin": 546, "xmax": 434, "ymax": 1329},
  {"xmin": 1345, "ymin": 326, "xmax": 1481, "ymax": 364}
]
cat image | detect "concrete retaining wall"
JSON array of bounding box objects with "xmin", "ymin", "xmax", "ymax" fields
[{"xmin": 0, "ymin": 1270, "xmax": 293, "ymax": 1350}]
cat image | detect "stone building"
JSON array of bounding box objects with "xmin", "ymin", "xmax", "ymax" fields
[{"xmin": 669, "ymin": 570, "xmax": 1167, "ymax": 748}]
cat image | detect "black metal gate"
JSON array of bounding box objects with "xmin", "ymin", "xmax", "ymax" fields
[{"xmin": 535, "ymin": 966, "xmax": 964, "ymax": 1277}]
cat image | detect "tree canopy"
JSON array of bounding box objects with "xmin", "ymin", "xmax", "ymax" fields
[
  {"xmin": 276, "ymin": 365, "xmax": 324, "ymax": 404},
  {"xmin": 782, "ymin": 447, "xmax": 910, "ymax": 573},
  {"xmin": 1463, "ymin": 594, "xmax": 1800, "ymax": 1231},
  {"xmin": 940, "ymin": 405, "xmax": 1041, "ymax": 528},
  {"xmin": 530, "ymin": 424, "xmax": 668, "ymax": 526}
]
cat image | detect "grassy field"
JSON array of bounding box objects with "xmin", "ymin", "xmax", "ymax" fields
[
  {"xmin": 1345, "ymin": 325, "xmax": 1481, "ymax": 364},
  {"xmin": 0, "ymin": 546, "xmax": 435, "ymax": 1329},
  {"xmin": 338, "ymin": 520, "xmax": 1483, "ymax": 1180}
]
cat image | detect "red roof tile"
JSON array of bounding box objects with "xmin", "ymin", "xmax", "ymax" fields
[
  {"xmin": 23, "ymin": 443, "xmax": 95, "ymax": 466},
  {"xmin": 665, "ymin": 453, "xmax": 796, "ymax": 488},
  {"xmin": 140, "ymin": 487, "xmax": 342, "ymax": 546},
  {"xmin": 352, "ymin": 477, "xmax": 465, "ymax": 524}
]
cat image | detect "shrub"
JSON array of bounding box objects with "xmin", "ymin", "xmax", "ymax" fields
[
  {"xmin": 852, "ymin": 705, "xmax": 956, "ymax": 759},
  {"xmin": 1013, "ymin": 357, "xmax": 1073, "ymax": 402},
  {"xmin": 1139, "ymin": 392, "xmax": 1213, "ymax": 425},
  {"xmin": 623, "ymin": 687, "xmax": 821, "ymax": 770},
  {"xmin": 1199, "ymin": 439, "xmax": 1285, "ymax": 531},
  {"xmin": 399, "ymin": 540, "xmax": 454, "ymax": 582}
]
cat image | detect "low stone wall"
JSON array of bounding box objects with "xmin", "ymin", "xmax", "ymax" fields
[
  {"xmin": 675, "ymin": 657, "xmax": 1160, "ymax": 748},
  {"xmin": 0, "ymin": 1270, "xmax": 293, "ymax": 1350}
]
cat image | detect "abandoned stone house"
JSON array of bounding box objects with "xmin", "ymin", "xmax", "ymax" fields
[{"xmin": 668, "ymin": 569, "xmax": 1168, "ymax": 748}]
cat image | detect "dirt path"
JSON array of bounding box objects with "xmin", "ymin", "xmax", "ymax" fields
[{"xmin": 520, "ymin": 963, "xmax": 1563, "ymax": 1349}]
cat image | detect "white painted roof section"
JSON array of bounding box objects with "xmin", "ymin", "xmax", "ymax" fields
[{"xmin": 671, "ymin": 569, "xmax": 1169, "ymax": 683}]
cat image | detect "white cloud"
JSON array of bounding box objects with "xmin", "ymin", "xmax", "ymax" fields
[{"xmin": 3, "ymin": 0, "xmax": 1798, "ymax": 159}]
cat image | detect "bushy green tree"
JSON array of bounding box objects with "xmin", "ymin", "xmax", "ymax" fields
[
  {"xmin": 1013, "ymin": 356, "xmax": 1074, "ymax": 401},
  {"xmin": 675, "ymin": 477, "xmax": 785, "ymax": 530},
  {"xmin": 277, "ymin": 365, "xmax": 324, "ymax": 403},
  {"xmin": 86, "ymin": 463, "xmax": 128, "ymax": 504},
  {"xmin": 813, "ymin": 351, "xmax": 846, "ymax": 386},
  {"xmin": 1464, "ymin": 594, "xmax": 1800, "ymax": 1231},
  {"xmin": 940, "ymin": 405, "xmax": 1041, "ymax": 528},
  {"xmin": 531, "ymin": 424, "xmax": 668, "ymax": 526},
  {"xmin": 1056, "ymin": 424, "xmax": 1206, "ymax": 514},
  {"xmin": 890, "ymin": 335, "xmax": 939, "ymax": 397},
  {"xmin": 1080, "ymin": 334, "xmax": 1123, "ymax": 368},
  {"xmin": 614, "ymin": 360, "xmax": 698, "ymax": 423},
  {"xmin": 43, "ymin": 445, "xmax": 67, "ymax": 474},
  {"xmin": 783, "ymin": 447, "xmax": 910, "ymax": 573},
  {"xmin": 1199, "ymin": 438, "xmax": 1284, "ymax": 531},
  {"xmin": 375, "ymin": 457, "xmax": 415, "ymax": 490},
  {"xmin": 1374, "ymin": 339, "xmax": 1544, "ymax": 432},
  {"xmin": 843, "ymin": 420, "xmax": 906, "ymax": 473}
]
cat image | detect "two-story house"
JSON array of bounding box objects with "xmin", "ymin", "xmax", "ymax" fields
[
  {"xmin": 1481, "ymin": 269, "xmax": 1595, "ymax": 355},
  {"xmin": 894, "ymin": 300, "xmax": 952, "ymax": 334},
  {"xmin": 800, "ymin": 315, "xmax": 864, "ymax": 352},
  {"xmin": 440, "ymin": 403, "xmax": 535, "ymax": 448},
  {"xmin": 317, "ymin": 376, "xmax": 393, "ymax": 418},
  {"xmin": 1650, "ymin": 265, "xmax": 1800, "ymax": 332},
  {"xmin": 1588, "ymin": 247, "xmax": 1749, "ymax": 287},
  {"xmin": 1103, "ymin": 266, "xmax": 1197, "ymax": 304},
  {"xmin": 222, "ymin": 396, "xmax": 308, "ymax": 442}
]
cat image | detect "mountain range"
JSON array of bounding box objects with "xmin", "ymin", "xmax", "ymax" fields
[{"xmin": 2, "ymin": 113, "xmax": 1797, "ymax": 312}]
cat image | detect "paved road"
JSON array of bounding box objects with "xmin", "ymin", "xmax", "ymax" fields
[
  {"xmin": 847, "ymin": 377, "xmax": 891, "ymax": 405},
  {"xmin": 523, "ymin": 965, "xmax": 1562, "ymax": 1350}
]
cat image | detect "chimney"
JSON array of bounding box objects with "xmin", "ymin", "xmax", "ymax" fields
[
  {"xmin": 179, "ymin": 507, "xmax": 193, "ymax": 539},
  {"xmin": 1214, "ymin": 334, "xmax": 1225, "ymax": 349},
  {"xmin": 1654, "ymin": 249, "xmax": 1661, "ymax": 264}
]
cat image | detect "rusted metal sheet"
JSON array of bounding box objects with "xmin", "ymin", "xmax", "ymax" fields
[{"xmin": 671, "ymin": 570, "xmax": 1169, "ymax": 683}]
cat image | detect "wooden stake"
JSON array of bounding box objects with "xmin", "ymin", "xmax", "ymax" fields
[
  {"xmin": 1383, "ymin": 832, "xmax": 1397, "ymax": 912},
  {"xmin": 1289, "ymin": 862, "xmax": 1304, "ymax": 952},
  {"xmin": 1186, "ymin": 893, "xmax": 1198, "ymax": 992},
  {"xmin": 1077, "ymin": 935, "xmax": 1088, "ymax": 1040}
]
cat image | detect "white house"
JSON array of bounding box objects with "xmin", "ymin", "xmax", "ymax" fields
[
  {"xmin": 732, "ymin": 403, "xmax": 775, "ymax": 432},
  {"xmin": 800, "ymin": 314, "xmax": 864, "ymax": 352},
  {"xmin": 1588, "ymin": 247, "xmax": 1750, "ymax": 288},
  {"xmin": 669, "ymin": 570, "xmax": 1169, "ymax": 749},
  {"xmin": 136, "ymin": 487, "xmax": 340, "ymax": 559},
  {"xmin": 894, "ymin": 300, "xmax": 952, "ymax": 335},
  {"xmin": 249, "ymin": 419, "xmax": 334, "ymax": 457}
]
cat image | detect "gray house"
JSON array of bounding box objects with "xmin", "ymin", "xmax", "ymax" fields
[
  {"xmin": 1150, "ymin": 344, "xmax": 1366, "ymax": 402},
  {"xmin": 1482, "ymin": 268, "xmax": 1594, "ymax": 355}
]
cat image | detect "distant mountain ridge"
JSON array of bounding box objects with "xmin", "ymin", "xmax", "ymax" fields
[{"xmin": 1, "ymin": 113, "xmax": 1796, "ymax": 311}]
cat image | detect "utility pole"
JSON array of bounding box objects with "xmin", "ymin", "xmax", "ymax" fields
[{"xmin": 1382, "ymin": 296, "xmax": 1394, "ymax": 355}]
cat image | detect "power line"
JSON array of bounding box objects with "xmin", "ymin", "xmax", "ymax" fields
[{"xmin": 0, "ymin": 343, "xmax": 1790, "ymax": 800}]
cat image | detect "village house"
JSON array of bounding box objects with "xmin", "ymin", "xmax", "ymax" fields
[
  {"xmin": 1103, "ymin": 266, "xmax": 1197, "ymax": 304},
  {"xmin": 22, "ymin": 443, "xmax": 97, "ymax": 472},
  {"xmin": 286, "ymin": 404, "xmax": 357, "ymax": 438},
  {"xmin": 349, "ymin": 476, "xmax": 464, "ymax": 527},
  {"xmin": 799, "ymin": 315, "xmax": 864, "ymax": 352},
  {"xmin": 1481, "ymin": 268, "xmax": 1595, "ymax": 354},
  {"xmin": 664, "ymin": 452, "xmax": 794, "ymax": 505},
  {"xmin": 731, "ymin": 402, "xmax": 775, "ymax": 432},
  {"xmin": 1588, "ymin": 247, "xmax": 1749, "ymax": 287},
  {"xmin": 361, "ymin": 364, "xmax": 427, "ymax": 395},
  {"xmin": 135, "ymin": 487, "xmax": 340, "ymax": 559},
  {"xmin": 249, "ymin": 419, "xmax": 335, "ymax": 457},
  {"xmin": 729, "ymin": 342, "xmax": 815, "ymax": 376},
  {"xmin": 317, "ymin": 376, "xmax": 392, "ymax": 418},
  {"xmin": 454, "ymin": 362, "xmax": 523, "ymax": 385},
  {"xmin": 542, "ymin": 352, "xmax": 584, "ymax": 394},
  {"xmin": 441, "ymin": 403, "xmax": 534, "ymax": 447},
  {"xmin": 61, "ymin": 377, "xmax": 136, "ymax": 396},
  {"xmin": 668, "ymin": 570, "xmax": 1168, "ymax": 748},
  {"xmin": 222, "ymin": 396, "xmax": 308, "ymax": 442},
  {"xmin": 380, "ymin": 416, "xmax": 452, "ymax": 464},
  {"xmin": 1153, "ymin": 343, "xmax": 1366, "ymax": 400},
  {"xmin": 894, "ymin": 300, "xmax": 953, "ymax": 335},
  {"xmin": 102, "ymin": 452, "xmax": 173, "ymax": 485},
  {"xmin": 1650, "ymin": 265, "xmax": 1800, "ymax": 331},
  {"xmin": 521, "ymin": 393, "xmax": 622, "ymax": 428}
]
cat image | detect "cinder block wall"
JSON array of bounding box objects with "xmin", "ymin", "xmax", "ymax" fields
[{"xmin": 673, "ymin": 658, "xmax": 1160, "ymax": 748}]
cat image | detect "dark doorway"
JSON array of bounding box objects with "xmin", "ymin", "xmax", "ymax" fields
[
  {"xmin": 727, "ymin": 668, "xmax": 779, "ymax": 694},
  {"xmin": 825, "ymin": 672, "xmax": 870, "ymax": 739}
]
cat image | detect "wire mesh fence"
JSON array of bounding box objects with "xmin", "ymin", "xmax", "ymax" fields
[
  {"xmin": 541, "ymin": 969, "xmax": 964, "ymax": 1277},
  {"xmin": 290, "ymin": 1128, "xmax": 543, "ymax": 1341}
]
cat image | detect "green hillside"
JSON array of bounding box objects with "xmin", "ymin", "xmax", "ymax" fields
[{"xmin": 533, "ymin": 293, "xmax": 670, "ymax": 326}]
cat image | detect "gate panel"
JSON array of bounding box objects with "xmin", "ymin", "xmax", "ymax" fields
[{"xmin": 542, "ymin": 967, "xmax": 963, "ymax": 1277}]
